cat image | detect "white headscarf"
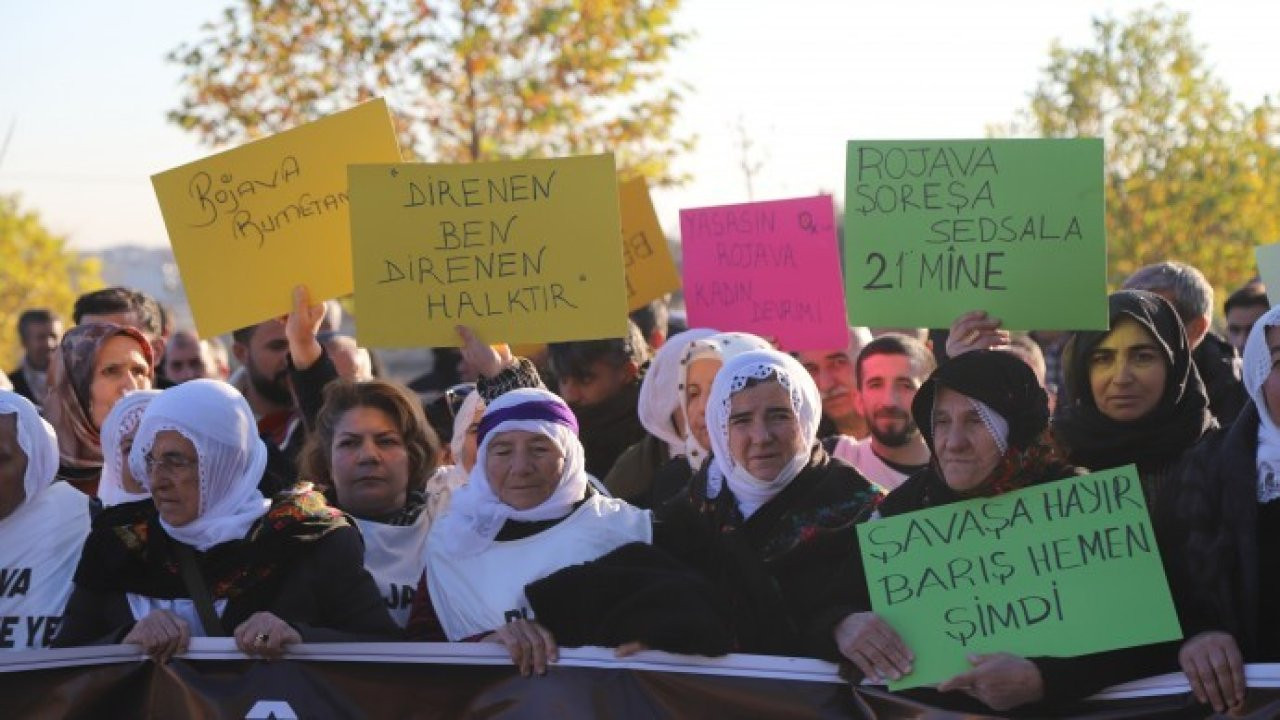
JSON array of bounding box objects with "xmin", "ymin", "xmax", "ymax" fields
[
  {"xmin": 432, "ymin": 388, "xmax": 586, "ymax": 556},
  {"xmin": 638, "ymin": 328, "xmax": 718, "ymax": 458},
  {"xmin": 98, "ymin": 390, "xmax": 161, "ymax": 508},
  {"xmin": 129, "ymin": 380, "xmax": 270, "ymax": 551},
  {"xmin": 706, "ymin": 350, "xmax": 822, "ymax": 519},
  {"xmin": 449, "ymin": 388, "xmax": 485, "ymax": 472},
  {"xmin": 0, "ymin": 390, "xmax": 59, "ymax": 507},
  {"xmin": 679, "ymin": 332, "xmax": 773, "ymax": 470},
  {"xmin": 1242, "ymin": 305, "xmax": 1280, "ymax": 502}
]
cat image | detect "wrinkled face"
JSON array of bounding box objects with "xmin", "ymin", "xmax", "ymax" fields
[
  {"xmin": 21, "ymin": 320, "xmax": 62, "ymax": 371},
  {"xmin": 1088, "ymin": 318, "xmax": 1169, "ymax": 422},
  {"xmin": 1227, "ymin": 304, "xmax": 1269, "ymax": 355},
  {"xmin": 0, "ymin": 415, "xmax": 27, "ymax": 522},
  {"xmin": 684, "ymin": 358, "xmax": 720, "ymax": 450},
  {"xmin": 1261, "ymin": 326, "xmax": 1280, "ymax": 429},
  {"xmin": 164, "ymin": 337, "xmax": 214, "ymax": 384},
  {"xmin": 726, "ymin": 380, "xmax": 805, "ymax": 482},
  {"xmin": 797, "ymin": 349, "xmax": 857, "ymax": 421},
  {"xmin": 90, "ymin": 336, "xmax": 153, "ymax": 429},
  {"xmin": 119, "ymin": 430, "xmax": 144, "ymax": 494},
  {"xmin": 330, "ymin": 407, "xmax": 410, "ymax": 519},
  {"xmin": 932, "ymin": 387, "xmax": 1003, "ymax": 494},
  {"xmin": 856, "ymin": 353, "xmax": 922, "ymax": 447},
  {"xmin": 460, "ymin": 400, "xmax": 486, "ymax": 473},
  {"xmin": 484, "ymin": 430, "xmax": 565, "ymax": 511},
  {"xmin": 147, "ymin": 430, "xmax": 201, "ymax": 527}
]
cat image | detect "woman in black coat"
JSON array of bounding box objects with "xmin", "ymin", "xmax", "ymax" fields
[
  {"xmin": 1161, "ymin": 304, "xmax": 1280, "ymax": 713},
  {"xmin": 54, "ymin": 379, "xmax": 398, "ymax": 659}
]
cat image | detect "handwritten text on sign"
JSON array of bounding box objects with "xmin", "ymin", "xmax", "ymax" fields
[
  {"xmin": 842, "ymin": 139, "xmax": 1107, "ymax": 331},
  {"xmin": 151, "ymin": 99, "xmax": 401, "ymax": 337},
  {"xmin": 857, "ymin": 466, "xmax": 1181, "ymax": 690},
  {"xmin": 348, "ymin": 154, "xmax": 628, "ymax": 347},
  {"xmin": 681, "ymin": 195, "xmax": 849, "ymax": 351},
  {"xmin": 619, "ymin": 177, "xmax": 681, "ymax": 310}
]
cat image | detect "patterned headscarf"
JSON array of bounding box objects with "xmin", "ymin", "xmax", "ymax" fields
[
  {"xmin": 98, "ymin": 390, "xmax": 161, "ymax": 508},
  {"xmin": 705, "ymin": 350, "xmax": 822, "ymax": 519},
  {"xmin": 678, "ymin": 332, "xmax": 772, "ymax": 470},
  {"xmin": 44, "ymin": 323, "xmax": 153, "ymax": 475}
]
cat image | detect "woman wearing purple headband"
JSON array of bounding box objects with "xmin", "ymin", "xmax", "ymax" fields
[{"xmin": 409, "ymin": 387, "xmax": 731, "ymax": 676}]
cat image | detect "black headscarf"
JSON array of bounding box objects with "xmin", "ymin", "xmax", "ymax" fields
[
  {"xmin": 1054, "ymin": 289, "xmax": 1214, "ymax": 475},
  {"xmin": 913, "ymin": 349, "xmax": 1049, "ymax": 455},
  {"xmin": 882, "ymin": 350, "xmax": 1076, "ymax": 515}
]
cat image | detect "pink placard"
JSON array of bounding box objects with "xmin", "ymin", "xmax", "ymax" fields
[{"xmin": 680, "ymin": 195, "xmax": 850, "ymax": 352}]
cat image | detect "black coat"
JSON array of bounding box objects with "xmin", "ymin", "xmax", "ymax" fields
[
  {"xmin": 54, "ymin": 512, "xmax": 398, "ymax": 647},
  {"xmin": 656, "ymin": 445, "xmax": 882, "ymax": 661},
  {"xmin": 1161, "ymin": 400, "xmax": 1279, "ymax": 660}
]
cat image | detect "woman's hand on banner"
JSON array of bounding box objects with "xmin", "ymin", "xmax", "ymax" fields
[
  {"xmin": 937, "ymin": 652, "xmax": 1043, "ymax": 711},
  {"xmin": 123, "ymin": 609, "xmax": 191, "ymax": 664},
  {"xmin": 833, "ymin": 611, "xmax": 913, "ymax": 683}
]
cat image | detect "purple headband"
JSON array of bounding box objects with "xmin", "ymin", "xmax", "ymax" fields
[{"xmin": 476, "ymin": 399, "xmax": 579, "ymax": 448}]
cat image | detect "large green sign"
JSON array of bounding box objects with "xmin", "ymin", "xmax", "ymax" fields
[
  {"xmin": 843, "ymin": 139, "xmax": 1107, "ymax": 330},
  {"xmin": 857, "ymin": 466, "xmax": 1181, "ymax": 690}
]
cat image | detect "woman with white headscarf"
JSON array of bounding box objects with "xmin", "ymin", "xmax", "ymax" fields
[
  {"xmin": 97, "ymin": 389, "xmax": 161, "ymax": 510},
  {"xmin": 603, "ymin": 328, "xmax": 718, "ymax": 508},
  {"xmin": 0, "ymin": 390, "xmax": 92, "ymax": 650},
  {"xmin": 1162, "ymin": 304, "xmax": 1280, "ymax": 713},
  {"xmin": 657, "ymin": 349, "xmax": 882, "ymax": 658},
  {"xmin": 677, "ymin": 332, "xmax": 773, "ymax": 478},
  {"xmin": 54, "ymin": 380, "xmax": 397, "ymax": 660},
  {"xmin": 409, "ymin": 387, "xmax": 731, "ymax": 675}
]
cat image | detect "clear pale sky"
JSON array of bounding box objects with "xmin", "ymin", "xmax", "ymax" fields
[{"xmin": 1, "ymin": 1, "xmax": 1277, "ymax": 251}]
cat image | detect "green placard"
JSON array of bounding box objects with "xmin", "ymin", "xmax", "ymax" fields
[
  {"xmin": 843, "ymin": 139, "xmax": 1108, "ymax": 330},
  {"xmin": 856, "ymin": 465, "xmax": 1181, "ymax": 690}
]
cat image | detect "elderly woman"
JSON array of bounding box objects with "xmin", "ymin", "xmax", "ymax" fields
[
  {"xmin": 839, "ymin": 350, "xmax": 1188, "ymax": 714},
  {"xmin": 298, "ymin": 379, "xmax": 444, "ymax": 627},
  {"xmin": 0, "ymin": 391, "xmax": 92, "ymax": 650},
  {"xmin": 604, "ymin": 328, "xmax": 718, "ymax": 507},
  {"xmin": 1054, "ymin": 290, "xmax": 1215, "ymax": 502},
  {"xmin": 676, "ymin": 332, "xmax": 773, "ymax": 474},
  {"xmin": 44, "ymin": 323, "xmax": 154, "ymax": 496},
  {"xmin": 97, "ymin": 389, "xmax": 161, "ymax": 509},
  {"xmin": 1161, "ymin": 304, "xmax": 1280, "ymax": 713},
  {"xmin": 409, "ymin": 387, "xmax": 729, "ymax": 674},
  {"xmin": 54, "ymin": 379, "xmax": 397, "ymax": 659},
  {"xmin": 660, "ymin": 349, "xmax": 883, "ymax": 658}
]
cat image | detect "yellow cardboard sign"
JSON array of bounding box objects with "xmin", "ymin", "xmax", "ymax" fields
[
  {"xmin": 618, "ymin": 177, "xmax": 681, "ymax": 310},
  {"xmin": 151, "ymin": 99, "xmax": 401, "ymax": 337},
  {"xmin": 349, "ymin": 154, "xmax": 629, "ymax": 347}
]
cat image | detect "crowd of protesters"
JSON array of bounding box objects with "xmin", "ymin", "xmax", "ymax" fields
[{"xmin": 0, "ymin": 260, "xmax": 1275, "ymax": 715}]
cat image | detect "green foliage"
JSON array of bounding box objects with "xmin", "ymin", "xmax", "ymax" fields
[
  {"xmin": 167, "ymin": 0, "xmax": 693, "ymax": 185},
  {"xmin": 1003, "ymin": 5, "xmax": 1280, "ymax": 312},
  {"xmin": 0, "ymin": 195, "xmax": 102, "ymax": 366}
]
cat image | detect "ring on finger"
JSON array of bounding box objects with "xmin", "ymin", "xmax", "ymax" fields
[{"xmin": 254, "ymin": 632, "xmax": 270, "ymax": 646}]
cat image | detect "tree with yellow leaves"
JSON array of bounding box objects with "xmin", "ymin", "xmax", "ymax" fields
[
  {"xmin": 1008, "ymin": 6, "xmax": 1280, "ymax": 311},
  {"xmin": 0, "ymin": 195, "xmax": 101, "ymax": 366},
  {"xmin": 168, "ymin": 0, "xmax": 692, "ymax": 185}
]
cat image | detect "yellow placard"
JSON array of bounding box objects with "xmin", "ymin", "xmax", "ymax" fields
[
  {"xmin": 151, "ymin": 99, "xmax": 401, "ymax": 337},
  {"xmin": 349, "ymin": 154, "xmax": 629, "ymax": 347},
  {"xmin": 618, "ymin": 177, "xmax": 681, "ymax": 310}
]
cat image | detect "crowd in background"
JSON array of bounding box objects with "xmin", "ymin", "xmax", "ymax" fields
[{"xmin": 1, "ymin": 260, "xmax": 1276, "ymax": 716}]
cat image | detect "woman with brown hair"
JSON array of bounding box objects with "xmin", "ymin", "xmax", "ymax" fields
[{"xmin": 298, "ymin": 379, "xmax": 444, "ymax": 627}]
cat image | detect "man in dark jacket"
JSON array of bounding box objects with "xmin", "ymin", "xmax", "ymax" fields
[
  {"xmin": 1123, "ymin": 261, "xmax": 1246, "ymax": 424},
  {"xmin": 8, "ymin": 309, "xmax": 62, "ymax": 408},
  {"xmin": 547, "ymin": 321, "xmax": 650, "ymax": 479}
]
